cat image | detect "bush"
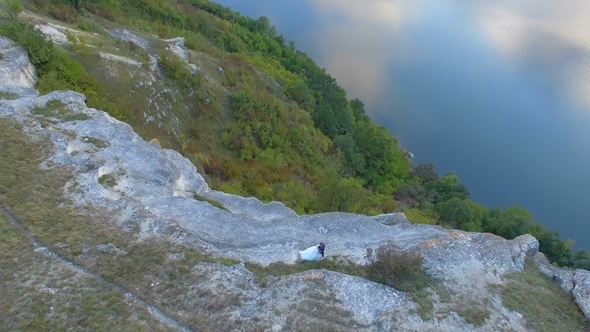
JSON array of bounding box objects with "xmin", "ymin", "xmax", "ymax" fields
[
  {"xmin": 366, "ymin": 244, "xmax": 429, "ymax": 292},
  {"xmin": 0, "ymin": 21, "xmax": 55, "ymax": 66},
  {"xmin": 2, "ymin": 0, "xmax": 24, "ymax": 20},
  {"xmin": 158, "ymin": 51, "xmax": 202, "ymax": 90},
  {"xmin": 49, "ymin": 4, "xmax": 78, "ymax": 23},
  {"xmin": 30, "ymin": 0, "xmax": 51, "ymax": 9}
]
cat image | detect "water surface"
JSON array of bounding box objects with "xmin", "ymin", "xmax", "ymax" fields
[{"xmin": 213, "ymin": 0, "xmax": 590, "ymax": 251}]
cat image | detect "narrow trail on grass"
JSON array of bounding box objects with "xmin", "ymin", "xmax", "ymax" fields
[{"xmin": 0, "ymin": 200, "xmax": 196, "ymax": 332}]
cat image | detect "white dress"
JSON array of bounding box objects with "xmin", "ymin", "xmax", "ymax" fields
[{"xmin": 299, "ymin": 245, "xmax": 322, "ymax": 261}]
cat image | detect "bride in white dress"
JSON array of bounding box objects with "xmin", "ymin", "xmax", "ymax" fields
[{"xmin": 299, "ymin": 244, "xmax": 323, "ymax": 261}]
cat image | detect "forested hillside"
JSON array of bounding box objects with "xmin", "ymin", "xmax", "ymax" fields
[{"xmin": 2, "ymin": 0, "xmax": 589, "ymax": 269}]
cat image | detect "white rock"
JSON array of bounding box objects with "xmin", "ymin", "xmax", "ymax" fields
[{"xmin": 0, "ymin": 37, "xmax": 37, "ymax": 88}]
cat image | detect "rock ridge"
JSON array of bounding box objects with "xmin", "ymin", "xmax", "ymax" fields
[{"xmin": 1, "ymin": 34, "xmax": 589, "ymax": 330}]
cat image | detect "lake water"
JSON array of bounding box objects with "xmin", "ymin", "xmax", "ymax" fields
[{"xmin": 212, "ymin": 0, "xmax": 590, "ymax": 251}]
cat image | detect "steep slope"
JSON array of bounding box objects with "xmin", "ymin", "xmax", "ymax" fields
[{"xmin": 0, "ymin": 36, "xmax": 588, "ymax": 331}]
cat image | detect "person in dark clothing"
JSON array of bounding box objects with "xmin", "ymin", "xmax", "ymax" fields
[{"xmin": 317, "ymin": 242, "xmax": 325, "ymax": 257}]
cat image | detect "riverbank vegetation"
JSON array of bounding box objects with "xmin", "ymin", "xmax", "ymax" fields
[{"xmin": 2, "ymin": 0, "xmax": 589, "ymax": 269}]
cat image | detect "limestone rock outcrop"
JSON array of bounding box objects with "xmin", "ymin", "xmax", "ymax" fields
[
  {"xmin": 1, "ymin": 35, "xmax": 589, "ymax": 330},
  {"xmin": 574, "ymin": 270, "xmax": 590, "ymax": 320},
  {"xmin": 0, "ymin": 37, "xmax": 37, "ymax": 89}
]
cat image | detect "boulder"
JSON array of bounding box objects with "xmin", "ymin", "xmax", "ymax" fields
[
  {"xmin": 574, "ymin": 269, "xmax": 590, "ymax": 320},
  {"xmin": 533, "ymin": 252, "xmax": 575, "ymax": 292},
  {"xmin": 0, "ymin": 37, "xmax": 37, "ymax": 88}
]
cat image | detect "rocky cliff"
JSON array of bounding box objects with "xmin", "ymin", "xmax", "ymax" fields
[{"xmin": 0, "ymin": 36, "xmax": 588, "ymax": 331}]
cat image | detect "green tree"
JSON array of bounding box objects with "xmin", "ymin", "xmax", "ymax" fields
[
  {"xmin": 2, "ymin": 0, "xmax": 23, "ymax": 20},
  {"xmin": 320, "ymin": 177, "xmax": 365, "ymax": 212},
  {"xmin": 425, "ymin": 172, "xmax": 469, "ymax": 203},
  {"xmin": 572, "ymin": 249, "xmax": 590, "ymax": 270},
  {"xmin": 0, "ymin": 21, "xmax": 54, "ymax": 66},
  {"xmin": 395, "ymin": 180, "xmax": 426, "ymax": 202},
  {"xmin": 283, "ymin": 81, "xmax": 314, "ymax": 109},
  {"xmin": 437, "ymin": 197, "xmax": 477, "ymax": 230},
  {"xmin": 469, "ymin": 202, "xmax": 486, "ymax": 231},
  {"xmin": 404, "ymin": 208, "xmax": 436, "ymax": 225},
  {"xmin": 411, "ymin": 163, "xmax": 439, "ymax": 183},
  {"xmin": 353, "ymin": 123, "xmax": 397, "ymax": 185},
  {"xmin": 349, "ymin": 98, "xmax": 368, "ymax": 124},
  {"xmin": 312, "ymin": 102, "xmax": 354, "ymax": 138},
  {"xmin": 529, "ymin": 226, "xmax": 574, "ymax": 266},
  {"xmin": 333, "ymin": 134, "xmax": 365, "ymax": 176},
  {"xmin": 498, "ymin": 206, "xmax": 533, "ymax": 239},
  {"xmin": 252, "ymin": 16, "xmax": 276, "ymax": 38}
]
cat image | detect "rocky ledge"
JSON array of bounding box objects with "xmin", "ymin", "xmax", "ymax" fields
[{"xmin": 1, "ymin": 36, "xmax": 588, "ymax": 330}]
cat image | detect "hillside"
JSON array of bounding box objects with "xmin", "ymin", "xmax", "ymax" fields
[
  {"xmin": 0, "ymin": 1, "xmax": 589, "ymax": 330},
  {"xmin": 1, "ymin": 33, "xmax": 590, "ymax": 331},
  {"xmin": 1, "ymin": 0, "xmax": 588, "ymax": 270}
]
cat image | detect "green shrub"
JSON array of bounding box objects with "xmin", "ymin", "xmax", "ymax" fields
[
  {"xmin": 366, "ymin": 244, "xmax": 429, "ymax": 292},
  {"xmin": 0, "ymin": 21, "xmax": 54, "ymax": 66},
  {"xmin": 0, "ymin": 21, "xmax": 125, "ymax": 121},
  {"xmin": 49, "ymin": 4, "xmax": 78, "ymax": 23},
  {"xmin": 158, "ymin": 51, "xmax": 202, "ymax": 90},
  {"xmin": 454, "ymin": 300, "xmax": 490, "ymax": 327},
  {"xmin": 3, "ymin": 0, "xmax": 24, "ymax": 20}
]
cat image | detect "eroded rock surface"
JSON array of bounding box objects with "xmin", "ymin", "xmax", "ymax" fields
[
  {"xmin": 574, "ymin": 270, "xmax": 590, "ymax": 319},
  {"xmin": 0, "ymin": 37, "xmax": 37, "ymax": 88},
  {"xmin": 1, "ymin": 36, "xmax": 589, "ymax": 330},
  {"xmin": 106, "ymin": 28, "xmax": 154, "ymax": 51}
]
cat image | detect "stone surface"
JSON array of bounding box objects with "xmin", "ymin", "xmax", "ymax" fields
[
  {"xmin": 1, "ymin": 82, "xmax": 585, "ymax": 329},
  {"xmin": 533, "ymin": 252, "xmax": 575, "ymax": 292},
  {"xmin": 106, "ymin": 28, "xmax": 154, "ymax": 51},
  {"xmin": 574, "ymin": 269, "xmax": 590, "ymax": 320},
  {"xmin": 34, "ymin": 22, "xmax": 69, "ymax": 45},
  {"xmin": 1, "ymin": 35, "xmax": 589, "ymax": 330},
  {"xmin": 0, "ymin": 37, "xmax": 37, "ymax": 88}
]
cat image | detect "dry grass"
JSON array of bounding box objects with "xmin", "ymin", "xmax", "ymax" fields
[
  {"xmin": 0, "ymin": 117, "xmax": 178, "ymax": 330},
  {"xmin": 499, "ymin": 258, "xmax": 586, "ymax": 331},
  {"xmin": 245, "ymin": 257, "xmax": 371, "ymax": 285},
  {"xmin": 0, "ymin": 117, "xmax": 124, "ymax": 257},
  {"xmin": 0, "ymin": 198, "xmax": 173, "ymax": 331}
]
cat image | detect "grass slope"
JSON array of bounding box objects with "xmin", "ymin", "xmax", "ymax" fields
[{"xmin": 499, "ymin": 259, "xmax": 586, "ymax": 331}]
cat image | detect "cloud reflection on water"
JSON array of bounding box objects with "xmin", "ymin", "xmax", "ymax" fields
[
  {"xmin": 476, "ymin": 0, "xmax": 590, "ymax": 113},
  {"xmin": 308, "ymin": 0, "xmax": 590, "ymax": 114},
  {"xmin": 308, "ymin": 0, "xmax": 405, "ymax": 110}
]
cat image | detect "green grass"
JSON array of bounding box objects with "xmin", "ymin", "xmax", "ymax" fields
[
  {"xmin": 454, "ymin": 298, "xmax": 491, "ymax": 327},
  {"xmin": 499, "ymin": 258, "xmax": 585, "ymax": 331},
  {"xmin": 193, "ymin": 193, "xmax": 229, "ymax": 211},
  {"xmin": 0, "ymin": 196, "xmax": 173, "ymax": 331},
  {"xmin": 0, "ymin": 116, "xmax": 243, "ymax": 330},
  {"xmin": 91, "ymin": 238, "xmax": 244, "ymax": 329},
  {"xmin": 0, "ymin": 117, "xmax": 122, "ymax": 257},
  {"xmin": 98, "ymin": 173, "xmax": 118, "ymax": 188},
  {"xmin": 31, "ymin": 99, "xmax": 89, "ymax": 122},
  {"xmin": 0, "ymin": 91, "xmax": 20, "ymax": 99},
  {"xmin": 244, "ymin": 258, "xmax": 371, "ymax": 285},
  {"xmin": 81, "ymin": 136, "xmax": 111, "ymax": 148}
]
